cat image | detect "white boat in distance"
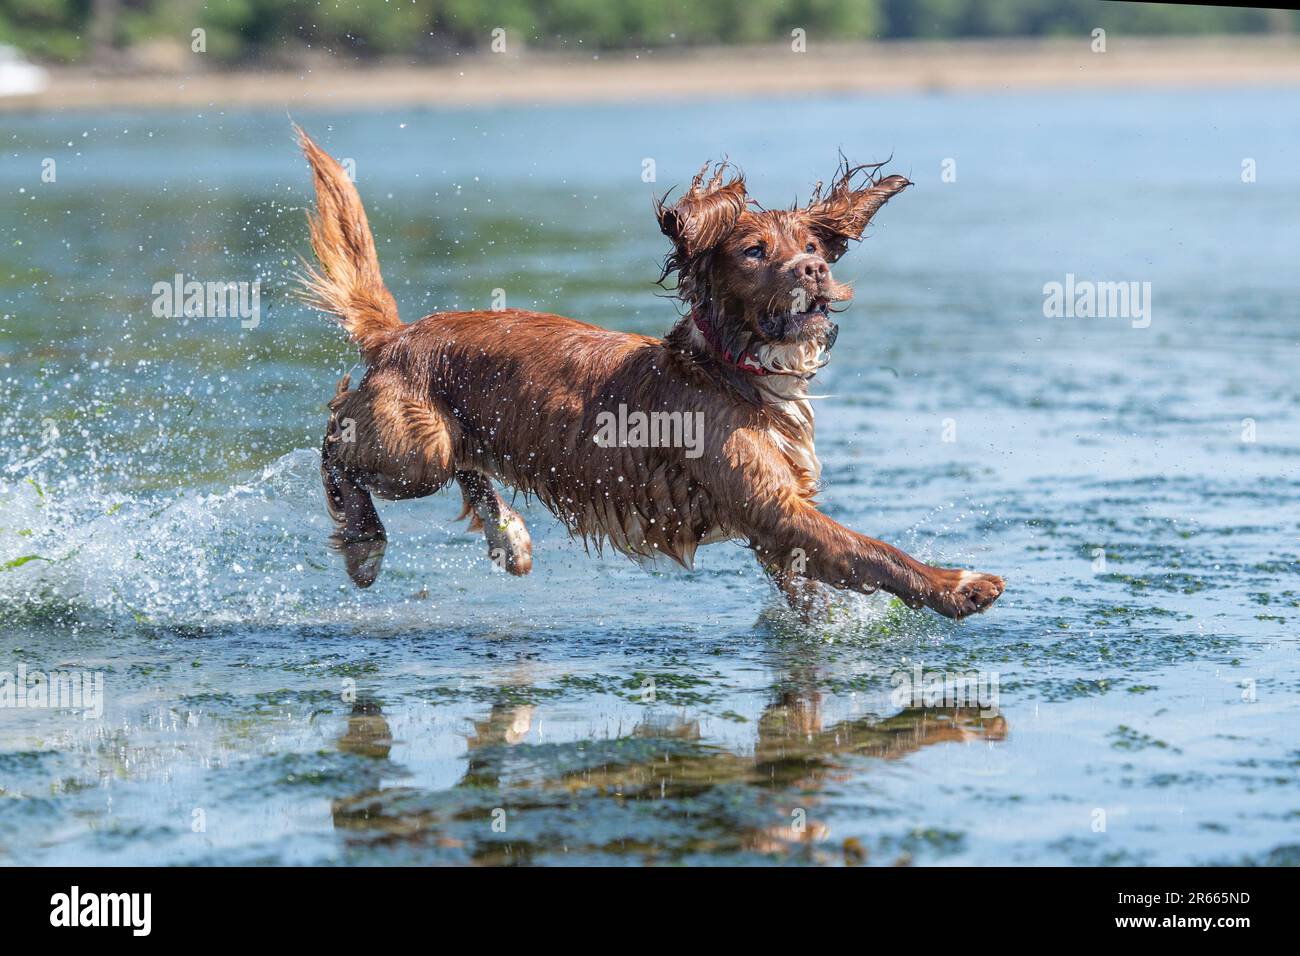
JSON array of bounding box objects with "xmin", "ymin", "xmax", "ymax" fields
[{"xmin": 0, "ymin": 45, "xmax": 48, "ymax": 96}]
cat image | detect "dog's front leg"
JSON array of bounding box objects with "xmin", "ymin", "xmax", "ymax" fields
[
  {"xmin": 760, "ymin": 553, "xmax": 832, "ymax": 621},
  {"xmin": 749, "ymin": 497, "xmax": 1003, "ymax": 619}
]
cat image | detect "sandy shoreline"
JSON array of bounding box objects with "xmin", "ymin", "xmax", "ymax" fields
[{"xmin": 4, "ymin": 36, "xmax": 1300, "ymax": 113}]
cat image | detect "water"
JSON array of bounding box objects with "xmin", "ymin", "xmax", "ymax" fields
[{"xmin": 1, "ymin": 89, "xmax": 1297, "ymax": 866}]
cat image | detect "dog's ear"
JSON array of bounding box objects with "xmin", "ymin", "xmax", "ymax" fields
[
  {"xmin": 655, "ymin": 162, "xmax": 748, "ymax": 259},
  {"xmin": 806, "ymin": 161, "xmax": 910, "ymax": 261}
]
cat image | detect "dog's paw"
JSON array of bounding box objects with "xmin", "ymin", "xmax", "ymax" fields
[
  {"xmin": 484, "ymin": 508, "xmax": 533, "ymax": 576},
  {"xmin": 332, "ymin": 534, "xmax": 386, "ymax": 588},
  {"xmin": 929, "ymin": 570, "xmax": 1004, "ymax": 619}
]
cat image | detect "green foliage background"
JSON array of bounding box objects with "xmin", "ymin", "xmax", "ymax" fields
[{"xmin": 0, "ymin": 0, "xmax": 1293, "ymax": 64}]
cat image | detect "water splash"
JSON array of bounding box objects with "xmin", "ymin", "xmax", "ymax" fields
[{"xmin": 0, "ymin": 449, "xmax": 381, "ymax": 628}]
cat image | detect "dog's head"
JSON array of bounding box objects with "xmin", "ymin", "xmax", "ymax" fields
[{"xmin": 657, "ymin": 159, "xmax": 909, "ymax": 380}]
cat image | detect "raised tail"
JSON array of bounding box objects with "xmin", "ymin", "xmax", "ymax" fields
[{"xmin": 296, "ymin": 125, "xmax": 402, "ymax": 359}]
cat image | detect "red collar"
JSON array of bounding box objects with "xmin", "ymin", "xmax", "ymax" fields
[{"xmin": 691, "ymin": 309, "xmax": 770, "ymax": 376}]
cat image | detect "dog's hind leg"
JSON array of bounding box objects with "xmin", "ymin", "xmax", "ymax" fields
[
  {"xmin": 322, "ymin": 426, "xmax": 387, "ymax": 588},
  {"xmin": 456, "ymin": 471, "xmax": 533, "ymax": 576},
  {"xmin": 322, "ymin": 373, "xmax": 466, "ymax": 588}
]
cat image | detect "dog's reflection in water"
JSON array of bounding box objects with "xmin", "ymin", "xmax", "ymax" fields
[
  {"xmin": 336, "ymin": 698, "xmax": 393, "ymax": 760},
  {"xmin": 330, "ymin": 663, "xmax": 1008, "ymax": 864}
]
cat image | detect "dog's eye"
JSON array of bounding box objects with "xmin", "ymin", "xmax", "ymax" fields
[
  {"xmin": 805, "ymin": 242, "xmax": 817, "ymax": 253},
  {"xmin": 743, "ymin": 245, "xmax": 765, "ymax": 260}
]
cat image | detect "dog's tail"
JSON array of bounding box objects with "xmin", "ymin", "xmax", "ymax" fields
[{"xmin": 296, "ymin": 125, "xmax": 402, "ymax": 359}]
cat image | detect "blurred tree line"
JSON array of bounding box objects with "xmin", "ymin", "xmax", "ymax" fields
[{"xmin": 1, "ymin": 0, "xmax": 1294, "ymax": 64}]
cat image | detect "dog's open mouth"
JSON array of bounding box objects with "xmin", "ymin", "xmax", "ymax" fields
[
  {"xmin": 738, "ymin": 297, "xmax": 839, "ymax": 377},
  {"xmin": 757, "ymin": 296, "xmax": 834, "ymax": 342}
]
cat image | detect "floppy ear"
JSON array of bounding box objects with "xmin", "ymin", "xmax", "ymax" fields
[
  {"xmin": 655, "ymin": 161, "xmax": 748, "ymax": 259},
  {"xmin": 806, "ymin": 161, "xmax": 911, "ymax": 261}
]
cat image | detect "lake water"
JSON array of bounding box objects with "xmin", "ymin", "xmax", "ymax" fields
[{"xmin": 0, "ymin": 88, "xmax": 1297, "ymax": 865}]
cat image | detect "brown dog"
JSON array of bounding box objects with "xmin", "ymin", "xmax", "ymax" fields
[{"xmin": 298, "ymin": 127, "xmax": 1003, "ymax": 619}]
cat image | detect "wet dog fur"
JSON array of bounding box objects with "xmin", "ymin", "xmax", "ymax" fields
[{"xmin": 298, "ymin": 126, "xmax": 1004, "ymax": 619}]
